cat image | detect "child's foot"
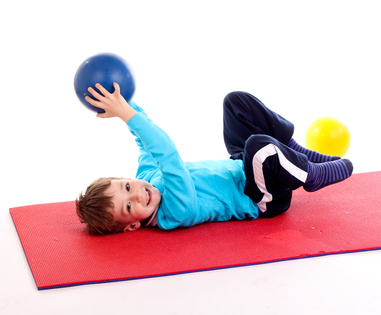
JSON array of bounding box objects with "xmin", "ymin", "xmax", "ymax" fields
[
  {"xmin": 303, "ymin": 159, "xmax": 353, "ymax": 192},
  {"xmin": 288, "ymin": 138, "xmax": 341, "ymax": 163}
]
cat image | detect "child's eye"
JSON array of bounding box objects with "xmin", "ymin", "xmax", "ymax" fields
[
  {"xmin": 127, "ymin": 203, "xmax": 131, "ymax": 212},
  {"xmin": 126, "ymin": 183, "xmax": 130, "ymax": 191}
]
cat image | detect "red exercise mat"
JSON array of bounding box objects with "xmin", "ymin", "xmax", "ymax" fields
[{"xmin": 10, "ymin": 171, "xmax": 381, "ymax": 290}]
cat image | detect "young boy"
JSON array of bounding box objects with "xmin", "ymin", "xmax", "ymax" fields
[{"xmin": 76, "ymin": 83, "xmax": 353, "ymax": 235}]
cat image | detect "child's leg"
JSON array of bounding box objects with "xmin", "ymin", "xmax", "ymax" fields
[
  {"xmin": 303, "ymin": 159, "xmax": 353, "ymax": 192},
  {"xmin": 243, "ymin": 134, "xmax": 308, "ymax": 217},
  {"xmin": 288, "ymin": 138, "xmax": 340, "ymax": 163},
  {"xmin": 243, "ymin": 134, "xmax": 353, "ymax": 218},
  {"xmin": 223, "ymin": 91, "xmax": 341, "ymax": 163},
  {"xmin": 223, "ymin": 91, "xmax": 295, "ymax": 156}
]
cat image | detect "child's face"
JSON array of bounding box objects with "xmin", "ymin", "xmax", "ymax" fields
[{"xmin": 105, "ymin": 178, "xmax": 161, "ymax": 232}]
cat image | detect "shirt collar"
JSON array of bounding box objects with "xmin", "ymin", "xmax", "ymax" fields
[{"xmin": 143, "ymin": 207, "xmax": 158, "ymax": 227}]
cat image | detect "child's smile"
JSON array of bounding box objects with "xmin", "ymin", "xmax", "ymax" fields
[{"xmin": 105, "ymin": 178, "xmax": 161, "ymax": 231}]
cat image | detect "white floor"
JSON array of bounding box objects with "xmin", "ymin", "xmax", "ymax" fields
[{"xmin": 1, "ymin": 1, "xmax": 381, "ymax": 314}]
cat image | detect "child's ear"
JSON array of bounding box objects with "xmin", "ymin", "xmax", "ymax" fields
[{"xmin": 123, "ymin": 222, "xmax": 141, "ymax": 232}]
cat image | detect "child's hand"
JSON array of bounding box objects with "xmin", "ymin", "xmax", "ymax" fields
[{"xmin": 86, "ymin": 82, "xmax": 137, "ymax": 123}]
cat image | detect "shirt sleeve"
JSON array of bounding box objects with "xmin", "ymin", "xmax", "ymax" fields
[
  {"xmin": 126, "ymin": 107, "xmax": 198, "ymax": 229},
  {"xmin": 127, "ymin": 102, "xmax": 159, "ymax": 180}
]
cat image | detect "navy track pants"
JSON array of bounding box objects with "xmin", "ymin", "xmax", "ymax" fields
[{"xmin": 223, "ymin": 91, "xmax": 309, "ymax": 217}]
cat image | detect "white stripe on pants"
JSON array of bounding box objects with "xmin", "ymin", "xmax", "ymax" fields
[{"xmin": 252, "ymin": 143, "xmax": 308, "ymax": 213}]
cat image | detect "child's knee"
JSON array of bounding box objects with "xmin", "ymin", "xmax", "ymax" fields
[
  {"xmin": 245, "ymin": 134, "xmax": 275, "ymax": 153},
  {"xmin": 223, "ymin": 91, "xmax": 246, "ymax": 110}
]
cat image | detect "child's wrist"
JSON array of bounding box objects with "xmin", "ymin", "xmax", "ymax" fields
[{"xmin": 121, "ymin": 108, "xmax": 137, "ymax": 123}]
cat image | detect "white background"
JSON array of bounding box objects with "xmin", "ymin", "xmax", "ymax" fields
[{"xmin": 1, "ymin": 0, "xmax": 381, "ymax": 314}]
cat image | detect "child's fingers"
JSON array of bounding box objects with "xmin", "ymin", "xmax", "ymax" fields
[
  {"xmin": 113, "ymin": 82, "xmax": 120, "ymax": 94},
  {"xmin": 85, "ymin": 96, "xmax": 104, "ymax": 109},
  {"xmin": 96, "ymin": 112, "xmax": 107, "ymax": 118},
  {"xmin": 85, "ymin": 95, "xmax": 96, "ymax": 105},
  {"xmin": 95, "ymin": 83, "xmax": 111, "ymax": 97},
  {"xmin": 87, "ymin": 86, "xmax": 104, "ymax": 101}
]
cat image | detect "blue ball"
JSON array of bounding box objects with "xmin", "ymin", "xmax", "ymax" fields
[{"xmin": 74, "ymin": 53, "xmax": 136, "ymax": 113}]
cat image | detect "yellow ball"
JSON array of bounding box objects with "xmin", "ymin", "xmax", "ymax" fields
[{"xmin": 305, "ymin": 117, "xmax": 351, "ymax": 157}]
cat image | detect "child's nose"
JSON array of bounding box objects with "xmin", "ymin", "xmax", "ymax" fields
[{"xmin": 131, "ymin": 189, "xmax": 142, "ymax": 203}]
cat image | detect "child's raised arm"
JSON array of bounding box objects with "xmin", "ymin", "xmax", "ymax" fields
[{"xmin": 86, "ymin": 82, "xmax": 137, "ymax": 123}]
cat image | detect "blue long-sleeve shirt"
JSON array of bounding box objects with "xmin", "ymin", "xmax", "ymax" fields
[{"xmin": 127, "ymin": 101, "xmax": 259, "ymax": 230}]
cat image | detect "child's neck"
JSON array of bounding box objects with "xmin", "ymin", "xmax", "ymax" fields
[{"xmin": 141, "ymin": 208, "xmax": 158, "ymax": 227}]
